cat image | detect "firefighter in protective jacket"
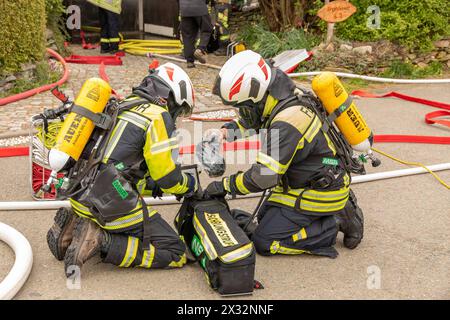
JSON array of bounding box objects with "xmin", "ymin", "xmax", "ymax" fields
[
  {"xmin": 206, "ymin": 50, "xmax": 364, "ymax": 258},
  {"xmin": 47, "ymin": 63, "xmax": 198, "ymax": 276}
]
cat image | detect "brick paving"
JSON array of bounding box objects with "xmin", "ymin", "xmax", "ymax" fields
[{"xmin": 0, "ymin": 45, "xmax": 228, "ymax": 134}]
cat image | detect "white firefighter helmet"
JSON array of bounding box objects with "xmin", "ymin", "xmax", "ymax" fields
[
  {"xmin": 155, "ymin": 62, "xmax": 195, "ymax": 110},
  {"xmin": 213, "ymin": 50, "xmax": 272, "ymax": 105}
]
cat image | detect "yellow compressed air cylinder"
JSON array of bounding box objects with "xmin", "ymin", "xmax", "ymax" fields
[
  {"xmin": 48, "ymin": 78, "xmax": 112, "ymax": 172},
  {"xmin": 312, "ymin": 72, "xmax": 372, "ymax": 152}
]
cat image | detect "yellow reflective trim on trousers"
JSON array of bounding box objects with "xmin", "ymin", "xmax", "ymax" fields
[
  {"xmin": 219, "ymin": 243, "xmax": 253, "ymax": 264},
  {"xmin": 304, "ymin": 117, "xmax": 321, "ymax": 143},
  {"xmin": 193, "ymin": 214, "xmax": 218, "ymax": 260},
  {"xmin": 120, "ymin": 236, "xmax": 139, "ymax": 267},
  {"xmin": 150, "ymin": 137, "xmax": 179, "ymax": 154},
  {"xmin": 235, "ymin": 172, "xmax": 250, "ymax": 194},
  {"xmin": 169, "ymin": 254, "xmax": 187, "ymax": 268},
  {"xmin": 101, "ymin": 38, "xmax": 110, "ymax": 43},
  {"xmin": 292, "ymin": 228, "xmax": 307, "ymax": 242},
  {"xmin": 323, "ymin": 132, "xmax": 337, "ymax": 155},
  {"xmin": 103, "ymin": 120, "xmax": 127, "ymax": 163},
  {"xmin": 109, "ymin": 38, "xmax": 120, "ymax": 43},
  {"xmin": 223, "ymin": 177, "xmax": 231, "ymax": 193},
  {"xmin": 104, "ymin": 208, "xmax": 158, "ymax": 231},
  {"xmin": 69, "ymin": 199, "xmax": 93, "ymax": 217},
  {"xmin": 140, "ymin": 244, "xmax": 156, "ymax": 268},
  {"xmin": 256, "ymin": 152, "xmax": 287, "ymax": 174},
  {"xmin": 278, "ymin": 246, "xmax": 308, "ymax": 255}
]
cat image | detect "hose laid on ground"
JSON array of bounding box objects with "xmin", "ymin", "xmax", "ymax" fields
[
  {"xmin": 0, "ymin": 162, "xmax": 449, "ymax": 211},
  {"xmin": 120, "ymin": 40, "xmax": 183, "ymax": 56},
  {"xmin": 0, "ymin": 222, "xmax": 33, "ymax": 300},
  {"xmin": 289, "ymin": 71, "xmax": 450, "ymax": 84},
  {"xmin": 372, "ymin": 147, "xmax": 450, "ymax": 189},
  {"xmin": 0, "ymin": 49, "xmax": 69, "ymax": 106}
]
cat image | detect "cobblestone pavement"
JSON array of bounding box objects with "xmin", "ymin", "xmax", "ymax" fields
[{"xmin": 0, "ymin": 45, "xmax": 229, "ymax": 134}]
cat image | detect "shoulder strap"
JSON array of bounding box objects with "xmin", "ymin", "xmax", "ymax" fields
[{"xmin": 264, "ymin": 95, "xmax": 301, "ymax": 128}]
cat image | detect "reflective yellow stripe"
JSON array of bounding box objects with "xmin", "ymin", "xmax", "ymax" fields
[
  {"xmin": 272, "ymin": 185, "xmax": 349, "ymax": 200},
  {"xmin": 104, "ymin": 208, "xmax": 158, "ymax": 231},
  {"xmin": 140, "ymin": 244, "xmax": 156, "ymax": 268},
  {"xmin": 323, "ymin": 132, "xmax": 337, "ymax": 155},
  {"xmin": 297, "ymin": 138, "xmax": 305, "ymax": 150},
  {"xmin": 101, "ymin": 38, "xmax": 110, "ymax": 43},
  {"xmin": 235, "ymin": 172, "xmax": 250, "ymax": 194},
  {"xmin": 278, "ymin": 245, "xmax": 308, "ymax": 255},
  {"xmin": 109, "ymin": 37, "xmax": 120, "ymax": 43},
  {"xmin": 292, "ymin": 228, "xmax": 307, "ymax": 242},
  {"xmin": 69, "ymin": 199, "xmax": 93, "ymax": 217},
  {"xmin": 256, "ymin": 152, "xmax": 288, "ymax": 174},
  {"xmin": 168, "ymin": 254, "xmax": 187, "ymax": 268},
  {"xmin": 270, "ymin": 241, "xmax": 280, "ymax": 254},
  {"xmin": 118, "ymin": 111, "xmax": 151, "ymax": 131},
  {"xmin": 103, "ymin": 120, "xmax": 127, "ymax": 163},
  {"xmin": 219, "ymin": 243, "xmax": 253, "ymax": 264},
  {"xmin": 300, "ymin": 197, "xmax": 348, "ymax": 212},
  {"xmin": 150, "ymin": 137, "xmax": 179, "ymax": 154},
  {"xmin": 304, "ymin": 116, "xmax": 321, "ymax": 142},
  {"xmin": 223, "ymin": 177, "xmax": 231, "ymax": 193},
  {"xmin": 268, "ymin": 193, "xmax": 297, "ymax": 207},
  {"xmin": 193, "ymin": 214, "xmax": 218, "ymax": 260},
  {"xmin": 120, "ymin": 236, "xmax": 139, "ymax": 267}
]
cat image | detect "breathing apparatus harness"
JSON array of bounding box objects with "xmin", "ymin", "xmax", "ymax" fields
[
  {"xmin": 39, "ymin": 86, "xmax": 172, "ymax": 250},
  {"xmin": 242, "ymin": 87, "xmax": 365, "ymax": 231}
]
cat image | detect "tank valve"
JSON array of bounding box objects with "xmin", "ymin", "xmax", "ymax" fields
[
  {"xmin": 367, "ymin": 150, "xmax": 381, "ymax": 167},
  {"xmin": 37, "ymin": 170, "xmax": 58, "ymax": 197}
]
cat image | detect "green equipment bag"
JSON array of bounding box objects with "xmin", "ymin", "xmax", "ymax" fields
[{"xmin": 175, "ymin": 197, "xmax": 256, "ymax": 296}]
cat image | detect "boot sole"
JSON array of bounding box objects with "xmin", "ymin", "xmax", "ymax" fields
[
  {"xmin": 47, "ymin": 209, "xmax": 74, "ymax": 261},
  {"xmin": 64, "ymin": 219, "xmax": 87, "ymax": 277},
  {"xmin": 64, "ymin": 219, "xmax": 100, "ymax": 278}
]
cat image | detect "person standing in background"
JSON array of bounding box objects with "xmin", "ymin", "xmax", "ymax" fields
[
  {"xmin": 178, "ymin": 0, "xmax": 213, "ymax": 68},
  {"xmin": 212, "ymin": 0, "xmax": 231, "ymax": 56},
  {"xmin": 87, "ymin": 0, "xmax": 122, "ymax": 53}
]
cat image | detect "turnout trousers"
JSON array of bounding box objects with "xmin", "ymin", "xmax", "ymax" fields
[
  {"xmin": 99, "ymin": 7, "xmax": 120, "ymax": 51},
  {"xmin": 102, "ymin": 211, "xmax": 187, "ymax": 268},
  {"xmin": 181, "ymin": 15, "xmax": 213, "ymax": 63},
  {"xmin": 252, "ymin": 202, "xmax": 344, "ymax": 258},
  {"xmin": 70, "ymin": 196, "xmax": 187, "ymax": 269}
]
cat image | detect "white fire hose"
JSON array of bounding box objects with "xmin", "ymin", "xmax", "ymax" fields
[
  {"xmin": 0, "ymin": 222, "xmax": 33, "ymax": 300},
  {"xmin": 288, "ymin": 71, "xmax": 450, "ymax": 84},
  {"xmin": 0, "ymin": 163, "xmax": 449, "ymax": 211}
]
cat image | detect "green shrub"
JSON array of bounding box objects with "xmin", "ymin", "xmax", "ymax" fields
[
  {"xmin": 333, "ymin": 0, "xmax": 450, "ymax": 52},
  {"xmin": 238, "ymin": 23, "xmax": 321, "ymax": 58},
  {"xmin": 0, "ymin": 0, "xmax": 46, "ymax": 75},
  {"xmin": 380, "ymin": 60, "xmax": 443, "ymax": 79},
  {"xmin": 46, "ymin": 0, "xmax": 70, "ymax": 55}
]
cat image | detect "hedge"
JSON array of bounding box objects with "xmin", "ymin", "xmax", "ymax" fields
[
  {"xmin": 334, "ymin": 0, "xmax": 450, "ymax": 52},
  {"xmin": 0, "ymin": 0, "xmax": 46, "ymax": 76}
]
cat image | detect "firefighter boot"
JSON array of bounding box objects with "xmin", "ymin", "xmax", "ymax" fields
[
  {"xmin": 335, "ymin": 189, "xmax": 364, "ymax": 249},
  {"xmin": 47, "ymin": 207, "xmax": 78, "ymax": 261},
  {"xmin": 64, "ymin": 218, "xmax": 109, "ymax": 277},
  {"xmin": 194, "ymin": 49, "xmax": 207, "ymax": 64}
]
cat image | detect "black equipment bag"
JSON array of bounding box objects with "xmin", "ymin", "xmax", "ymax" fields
[
  {"xmin": 83, "ymin": 163, "xmax": 140, "ymax": 225},
  {"xmin": 175, "ymin": 197, "xmax": 255, "ymax": 296}
]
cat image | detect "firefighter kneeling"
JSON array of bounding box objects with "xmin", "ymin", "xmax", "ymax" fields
[
  {"xmin": 206, "ymin": 50, "xmax": 365, "ymax": 258},
  {"xmin": 47, "ymin": 63, "xmax": 198, "ymax": 275}
]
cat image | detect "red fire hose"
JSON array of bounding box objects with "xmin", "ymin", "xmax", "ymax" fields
[{"xmin": 0, "ymin": 48, "xmax": 69, "ymax": 107}]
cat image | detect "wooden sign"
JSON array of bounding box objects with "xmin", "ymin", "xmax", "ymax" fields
[{"xmin": 317, "ymin": 0, "xmax": 357, "ymax": 23}]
